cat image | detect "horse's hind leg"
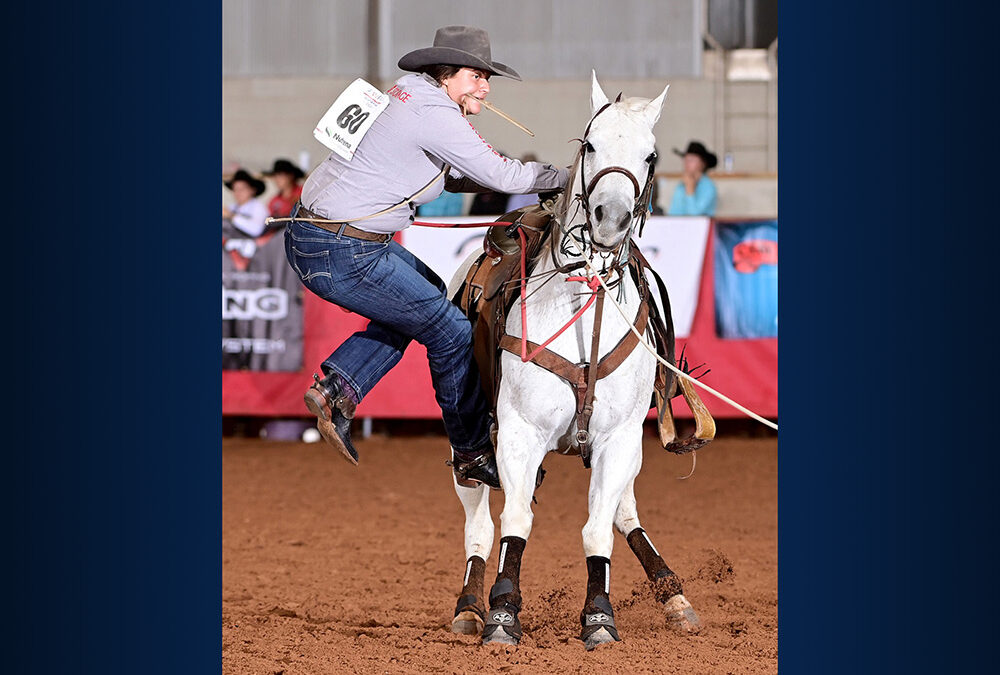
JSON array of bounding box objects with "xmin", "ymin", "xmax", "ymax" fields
[
  {"xmin": 451, "ymin": 464, "xmax": 494, "ymax": 635},
  {"xmin": 614, "ymin": 480, "xmax": 701, "ymax": 633}
]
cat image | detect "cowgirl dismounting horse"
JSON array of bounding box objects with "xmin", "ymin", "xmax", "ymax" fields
[{"xmin": 284, "ymin": 26, "xmax": 568, "ymax": 488}]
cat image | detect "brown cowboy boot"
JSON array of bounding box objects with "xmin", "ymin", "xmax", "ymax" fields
[{"xmin": 304, "ymin": 373, "xmax": 359, "ymax": 465}]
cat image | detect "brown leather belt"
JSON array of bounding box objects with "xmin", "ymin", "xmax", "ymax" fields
[{"xmin": 295, "ymin": 205, "xmax": 393, "ymax": 243}]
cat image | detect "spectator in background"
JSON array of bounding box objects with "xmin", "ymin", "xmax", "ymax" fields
[
  {"xmin": 505, "ymin": 153, "xmax": 540, "ymax": 212},
  {"xmin": 667, "ymin": 141, "xmax": 718, "ymax": 216},
  {"xmin": 223, "ymin": 169, "xmax": 269, "ymax": 236},
  {"xmin": 263, "ymin": 158, "xmax": 306, "ymax": 218},
  {"xmin": 417, "ymin": 189, "xmax": 465, "ymax": 216}
]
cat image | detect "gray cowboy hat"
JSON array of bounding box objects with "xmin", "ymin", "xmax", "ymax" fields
[{"xmin": 397, "ymin": 25, "xmax": 521, "ymax": 81}]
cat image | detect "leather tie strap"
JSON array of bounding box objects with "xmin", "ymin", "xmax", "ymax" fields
[{"xmin": 576, "ymin": 286, "xmax": 605, "ymax": 467}]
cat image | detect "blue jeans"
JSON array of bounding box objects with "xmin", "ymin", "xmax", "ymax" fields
[{"xmin": 284, "ymin": 212, "xmax": 490, "ymax": 454}]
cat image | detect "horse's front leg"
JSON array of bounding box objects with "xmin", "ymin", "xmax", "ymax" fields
[
  {"xmin": 450, "ymin": 457, "xmax": 494, "ymax": 635},
  {"xmin": 615, "ymin": 479, "xmax": 701, "ymax": 633},
  {"xmin": 578, "ymin": 426, "xmax": 643, "ymax": 650},
  {"xmin": 481, "ymin": 415, "xmax": 548, "ymax": 646}
]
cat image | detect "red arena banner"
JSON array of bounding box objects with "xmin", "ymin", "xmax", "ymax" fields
[
  {"xmin": 222, "ymin": 220, "xmax": 777, "ymax": 420},
  {"xmin": 222, "ymin": 223, "xmax": 305, "ymax": 372}
]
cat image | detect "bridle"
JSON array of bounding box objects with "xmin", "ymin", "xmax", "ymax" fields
[{"xmin": 573, "ymin": 95, "xmax": 658, "ymax": 256}]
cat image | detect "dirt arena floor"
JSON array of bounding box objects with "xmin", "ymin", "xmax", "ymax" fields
[{"xmin": 222, "ymin": 423, "xmax": 777, "ymax": 674}]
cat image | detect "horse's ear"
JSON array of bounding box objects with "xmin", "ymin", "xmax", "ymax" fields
[
  {"xmin": 643, "ymin": 84, "xmax": 670, "ymax": 126},
  {"xmin": 591, "ymin": 70, "xmax": 609, "ymax": 114}
]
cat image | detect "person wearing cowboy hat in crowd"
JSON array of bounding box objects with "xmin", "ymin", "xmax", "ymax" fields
[
  {"xmin": 667, "ymin": 141, "xmax": 718, "ymax": 216},
  {"xmin": 287, "ymin": 25, "xmax": 569, "ymax": 489},
  {"xmin": 263, "ymin": 158, "xmax": 306, "ymax": 219},
  {"xmin": 223, "ymin": 168, "xmax": 270, "ymax": 237}
]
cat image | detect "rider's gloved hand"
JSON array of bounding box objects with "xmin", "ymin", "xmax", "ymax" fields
[{"xmin": 537, "ymin": 188, "xmax": 564, "ymax": 205}]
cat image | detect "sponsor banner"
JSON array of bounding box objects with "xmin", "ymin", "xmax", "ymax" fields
[
  {"xmin": 404, "ymin": 216, "xmax": 710, "ymax": 338},
  {"xmin": 634, "ymin": 216, "xmax": 710, "ymax": 338},
  {"xmin": 222, "ymin": 224, "xmax": 304, "ymax": 371},
  {"xmin": 713, "ymin": 220, "xmax": 778, "ymax": 339}
]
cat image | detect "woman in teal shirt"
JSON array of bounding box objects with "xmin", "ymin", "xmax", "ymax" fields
[{"xmin": 668, "ymin": 141, "xmax": 718, "ymax": 216}]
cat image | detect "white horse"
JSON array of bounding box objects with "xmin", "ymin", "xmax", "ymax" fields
[{"xmin": 447, "ymin": 73, "xmax": 701, "ymax": 650}]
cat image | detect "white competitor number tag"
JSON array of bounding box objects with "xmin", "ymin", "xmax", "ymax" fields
[{"xmin": 313, "ymin": 78, "xmax": 389, "ymax": 161}]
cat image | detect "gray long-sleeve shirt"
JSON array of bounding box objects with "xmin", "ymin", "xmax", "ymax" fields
[{"xmin": 301, "ymin": 73, "xmax": 569, "ymax": 234}]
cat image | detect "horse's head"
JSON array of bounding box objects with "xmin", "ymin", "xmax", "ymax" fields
[{"xmin": 573, "ymin": 71, "xmax": 668, "ymax": 254}]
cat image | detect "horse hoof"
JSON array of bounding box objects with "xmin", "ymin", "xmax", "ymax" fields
[
  {"xmin": 482, "ymin": 603, "xmax": 522, "ymax": 646},
  {"xmin": 663, "ymin": 594, "xmax": 701, "ymax": 633},
  {"xmin": 452, "ymin": 610, "xmax": 485, "ymax": 635},
  {"xmin": 482, "ymin": 629, "xmax": 520, "ymax": 646},
  {"xmin": 583, "ymin": 627, "xmax": 619, "ymax": 651}
]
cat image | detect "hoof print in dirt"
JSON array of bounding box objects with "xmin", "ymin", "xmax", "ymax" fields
[
  {"xmin": 663, "ymin": 593, "xmax": 701, "ymax": 633},
  {"xmin": 452, "ymin": 594, "xmax": 485, "ymax": 635},
  {"xmin": 481, "ymin": 603, "xmax": 522, "ymax": 646}
]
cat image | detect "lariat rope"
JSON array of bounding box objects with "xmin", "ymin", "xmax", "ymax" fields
[
  {"xmin": 551, "ymin": 189, "xmax": 778, "ymax": 431},
  {"xmin": 584, "ymin": 259, "xmax": 778, "ymax": 431},
  {"xmin": 275, "ymin": 199, "xmax": 776, "ymax": 430},
  {"xmin": 417, "ymin": 216, "xmax": 778, "ymax": 436}
]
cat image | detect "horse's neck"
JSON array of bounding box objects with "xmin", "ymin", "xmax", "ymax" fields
[{"xmin": 527, "ymin": 226, "xmax": 640, "ymax": 335}]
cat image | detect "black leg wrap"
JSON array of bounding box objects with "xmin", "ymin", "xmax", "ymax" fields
[
  {"xmin": 626, "ymin": 527, "xmax": 684, "ymax": 602},
  {"xmin": 579, "ymin": 556, "xmax": 621, "ymax": 644},
  {"xmin": 483, "ymin": 537, "xmax": 526, "ymax": 642},
  {"xmin": 454, "ymin": 556, "xmax": 486, "ymax": 620}
]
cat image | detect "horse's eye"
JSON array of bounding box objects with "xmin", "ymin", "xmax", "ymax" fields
[
  {"xmin": 646, "ymin": 151, "xmax": 657, "ymax": 164},
  {"xmin": 584, "ymin": 141, "xmax": 595, "ymax": 153}
]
